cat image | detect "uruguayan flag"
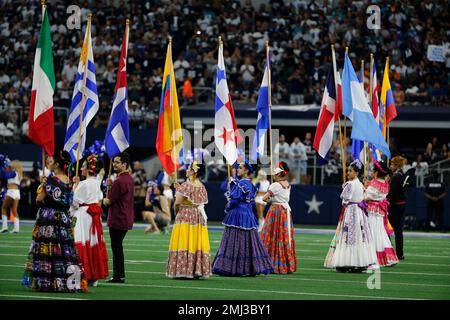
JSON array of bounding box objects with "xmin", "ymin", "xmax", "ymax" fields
[{"xmin": 64, "ymin": 25, "xmax": 99, "ymax": 162}]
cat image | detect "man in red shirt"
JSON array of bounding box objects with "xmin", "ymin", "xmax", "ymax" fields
[{"xmin": 103, "ymin": 152, "xmax": 134, "ymax": 283}]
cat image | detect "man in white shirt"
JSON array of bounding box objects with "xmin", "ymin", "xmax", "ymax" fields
[
  {"xmin": 289, "ymin": 137, "xmax": 307, "ymax": 184},
  {"xmin": 174, "ymin": 53, "xmax": 190, "ymax": 82},
  {"xmin": 274, "ymin": 134, "xmax": 290, "ymax": 166}
]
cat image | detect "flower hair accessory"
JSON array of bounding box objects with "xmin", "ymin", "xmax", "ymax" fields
[
  {"xmin": 273, "ymin": 162, "xmax": 286, "ymax": 176},
  {"xmin": 190, "ymin": 161, "xmax": 200, "ymax": 173},
  {"xmin": 87, "ymin": 154, "xmax": 99, "ymax": 174},
  {"xmin": 350, "ymin": 159, "xmax": 363, "ymax": 170}
]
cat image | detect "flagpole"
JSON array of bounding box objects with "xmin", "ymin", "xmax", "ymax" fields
[
  {"xmin": 74, "ymin": 13, "xmax": 92, "ymax": 177},
  {"xmin": 369, "ymin": 53, "xmax": 374, "ymax": 172},
  {"xmin": 168, "ymin": 36, "xmax": 178, "ymax": 183},
  {"xmin": 218, "ymin": 36, "xmax": 231, "ymax": 191},
  {"xmin": 385, "ymin": 56, "xmax": 390, "ymax": 167},
  {"xmin": 342, "ymin": 46, "xmax": 349, "ymax": 182},
  {"xmin": 361, "ymin": 59, "xmax": 368, "ymax": 179},
  {"xmin": 40, "ymin": 1, "xmax": 46, "ymax": 179},
  {"xmin": 332, "ymin": 45, "xmax": 346, "ymax": 184},
  {"xmin": 266, "ymin": 41, "xmax": 273, "ymax": 183}
]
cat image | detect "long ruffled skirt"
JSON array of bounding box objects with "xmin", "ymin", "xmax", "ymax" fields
[
  {"xmin": 212, "ymin": 226, "xmax": 274, "ymax": 276},
  {"xmin": 368, "ymin": 212, "xmax": 399, "ymax": 266},
  {"xmin": 324, "ymin": 205, "xmax": 377, "ymax": 269},
  {"xmin": 73, "ymin": 207, "xmax": 109, "ymax": 281},
  {"xmin": 22, "ymin": 207, "xmax": 88, "ymax": 292},
  {"xmin": 260, "ymin": 204, "xmax": 297, "ymax": 274},
  {"xmin": 166, "ymin": 205, "xmax": 211, "ymax": 278}
]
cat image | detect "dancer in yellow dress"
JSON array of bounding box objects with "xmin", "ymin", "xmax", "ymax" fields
[{"xmin": 166, "ymin": 161, "xmax": 211, "ymax": 278}]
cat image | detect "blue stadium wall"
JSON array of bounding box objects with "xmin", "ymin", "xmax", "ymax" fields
[{"xmin": 202, "ymin": 183, "xmax": 450, "ymax": 228}]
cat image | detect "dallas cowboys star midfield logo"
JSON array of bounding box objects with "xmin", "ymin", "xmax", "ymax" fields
[{"xmin": 305, "ymin": 194, "xmax": 323, "ymax": 215}]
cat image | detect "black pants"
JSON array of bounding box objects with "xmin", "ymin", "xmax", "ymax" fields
[
  {"xmin": 109, "ymin": 228, "xmax": 128, "ymax": 279},
  {"xmin": 388, "ymin": 204, "xmax": 405, "ymax": 258},
  {"xmin": 426, "ymin": 203, "xmax": 445, "ymax": 231}
]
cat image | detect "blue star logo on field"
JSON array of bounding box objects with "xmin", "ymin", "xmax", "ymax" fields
[{"xmin": 305, "ymin": 194, "xmax": 323, "ymax": 215}]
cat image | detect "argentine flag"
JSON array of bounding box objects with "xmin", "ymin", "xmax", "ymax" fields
[
  {"xmin": 250, "ymin": 51, "xmax": 270, "ymax": 161},
  {"xmin": 342, "ymin": 52, "xmax": 390, "ymax": 158}
]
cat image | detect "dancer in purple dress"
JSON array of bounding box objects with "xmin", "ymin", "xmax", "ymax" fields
[{"xmin": 212, "ymin": 161, "xmax": 274, "ymax": 276}]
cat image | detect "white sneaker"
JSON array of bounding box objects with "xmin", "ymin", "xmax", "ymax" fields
[
  {"xmin": 10, "ymin": 229, "xmax": 19, "ymax": 234},
  {"xmin": 0, "ymin": 228, "xmax": 8, "ymax": 234}
]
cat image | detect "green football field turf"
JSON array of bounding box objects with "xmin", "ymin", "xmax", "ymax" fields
[{"xmin": 0, "ymin": 225, "xmax": 449, "ymax": 300}]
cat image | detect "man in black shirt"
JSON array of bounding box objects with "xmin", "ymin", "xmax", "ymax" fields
[
  {"xmin": 424, "ymin": 178, "xmax": 447, "ymax": 232},
  {"xmin": 388, "ymin": 156, "xmax": 409, "ymax": 260}
]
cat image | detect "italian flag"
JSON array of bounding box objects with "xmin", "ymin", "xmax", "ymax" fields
[{"xmin": 28, "ymin": 7, "xmax": 55, "ymax": 156}]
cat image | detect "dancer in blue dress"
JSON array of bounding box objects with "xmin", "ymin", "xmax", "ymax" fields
[{"xmin": 212, "ymin": 160, "xmax": 274, "ymax": 276}]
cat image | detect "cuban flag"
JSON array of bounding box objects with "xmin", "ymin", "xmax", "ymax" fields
[
  {"xmin": 313, "ymin": 67, "xmax": 336, "ymax": 163},
  {"xmin": 64, "ymin": 20, "xmax": 99, "ymax": 162},
  {"xmin": 105, "ymin": 23, "xmax": 130, "ymax": 158},
  {"xmin": 342, "ymin": 52, "xmax": 390, "ymax": 158},
  {"xmin": 214, "ymin": 41, "xmax": 241, "ymax": 164},
  {"xmin": 250, "ymin": 49, "xmax": 270, "ymax": 161}
]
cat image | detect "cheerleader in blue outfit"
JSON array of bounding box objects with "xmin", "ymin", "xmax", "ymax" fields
[{"xmin": 212, "ymin": 161, "xmax": 274, "ymax": 276}]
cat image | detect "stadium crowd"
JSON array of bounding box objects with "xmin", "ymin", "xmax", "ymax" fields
[{"xmin": 0, "ymin": 0, "xmax": 449, "ymax": 142}]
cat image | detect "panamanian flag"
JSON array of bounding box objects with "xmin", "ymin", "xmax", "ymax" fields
[{"xmin": 214, "ymin": 41, "xmax": 242, "ymax": 164}]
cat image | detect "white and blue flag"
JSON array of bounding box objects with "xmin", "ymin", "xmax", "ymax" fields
[
  {"xmin": 250, "ymin": 50, "xmax": 270, "ymax": 161},
  {"xmin": 342, "ymin": 52, "xmax": 390, "ymax": 158},
  {"xmin": 64, "ymin": 23, "xmax": 99, "ymax": 162}
]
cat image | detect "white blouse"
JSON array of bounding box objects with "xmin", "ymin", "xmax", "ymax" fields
[
  {"xmin": 72, "ymin": 177, "xmax": 103, "ymax": 208},
  {"xmin": 340, "ymin": 178, "xmax": 364, "ymax": 205},
  {"xmin": 268, "ymin": 182, "xmax": 291, "ymax": 204}
]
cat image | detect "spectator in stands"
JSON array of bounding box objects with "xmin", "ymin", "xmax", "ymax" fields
[
  {"xmin": 424, "ymin": 175, "xmax": 447, "ymax": 232},
  {"xmin": 274, "ymin": 134, "xmax": 290, "ymax": 166},
  {"xmin": 287, "ymin": 68, "xmax": 305, "ymax": 105},
  {"xmin": 412, "ymin": 154, "xmax": 429, "ymax": 178},
  {"xmin": 437, "ymin": 144, "xmax": 449, "ymax": 162},
  {"xmin": 393, "ymin": 84, "xmax": 406, "ymax": 106},
  {"xmin": 423, "ymin": 143, "xmax": 437, "ymax": 164},
  {"xmin": 132, "ymin": 161, "xmax": 147, "ymax": 221},
  {"xmin": 289, "ymin": 136, "xmax": 307, "ymax": 184}
]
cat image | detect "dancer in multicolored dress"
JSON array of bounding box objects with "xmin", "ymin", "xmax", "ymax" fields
[
  {"xmin": 212, "ymin": 160, "xmax": 274, "ymax": 276},
  {"xmin": 166, "ymin": 161, "xmax": 211, "ymax": 278},
  {"xmin": 260, "ymin": 162, "xmax": 297, "ymax": 274},
  {"xmin": 71, "ymin": 155, "xmax": 109, "ymax": 286},
  {"xmin": 324, "ymin": 160, "xmax": 377, "ymax": 272},
  {"xmin": 22, "ymin": 151, "xmax": 87, "ymax": 292},
  {"xmin": 364, "ymin": 160, "xmax": 399, "ymax": 267}
]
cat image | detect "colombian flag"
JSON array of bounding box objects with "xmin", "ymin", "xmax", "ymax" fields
[
  {"xmin": 155, "ymin": 41, "xmax": 183, "ymax": 174},
  {"xmin": 380, "ymin": 59, "xmax": 397, "ymax": 128}
]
